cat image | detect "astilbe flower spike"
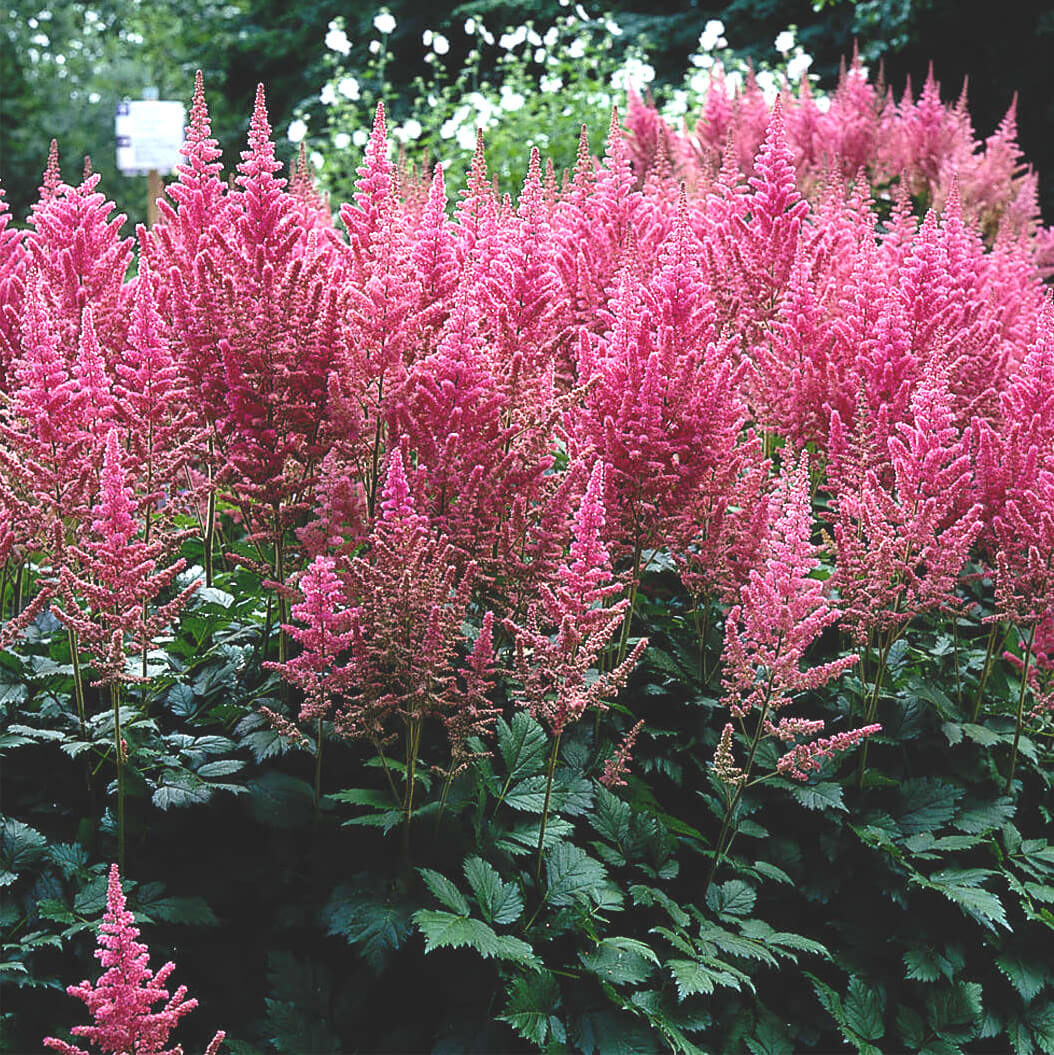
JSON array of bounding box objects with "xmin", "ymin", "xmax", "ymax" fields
[
  {"xmin": 265, "ymin": 554, "xmax": 357, "ymax": 725},
  {"xmin": 44, "ymin": 864, "xmax": 224, "ymax": 1055},
  {"xmin": 507, "ymin": 461, "xmax": 646, "ymax": 738},
  {"xmin": 723, "ymin": 453, "xmax": 857, "ymax": 720},
  {"xmin": 52, "ymin": 427, "xmax": 199, "ymax": 684},
  {"xmin": 829, "ymin": 349, "xmax": 983, "ymax": 645}
]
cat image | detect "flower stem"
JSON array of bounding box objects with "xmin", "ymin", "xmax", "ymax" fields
[
  {"xmin": 971, "ymin": 623, "xmax": 1000, "ymax": 723},
  {"xmin": 111, "ymin": 683, "xmax": 126, "ymax": 873},
  {"xmin": 313, "ymin": 717, "xmax": 324, "ymax": 814},
  {"xmin": 535, "ymin": 729, "xmax": 563, "ymax": 884},
  {"xmin": 1006, "ymin": 623, "xmax": 1036, "ymax": 794}
]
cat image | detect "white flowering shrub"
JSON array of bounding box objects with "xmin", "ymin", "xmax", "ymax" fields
[{"xmin": 293, "ymin": 4, "xmax": 821, "ymax": 203}]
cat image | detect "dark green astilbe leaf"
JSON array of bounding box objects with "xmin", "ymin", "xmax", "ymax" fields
[
  {"xmin": 0, "ymin": 818, "xmax": 47, "ymax": 886},
  {"xmin": 579, "ymin": 937, "xmax": 659, "ymax": 986},
  {"xmin": 544, "ymin": 843, "xmax": 607, "ymax": 907},
  {"xmin": 896, "ymin": 778, "xmax": 964, "ymax": 836},
  {"xmin": 500, "ymin": 971, "xmax": 565, "ymax": 1047},
  {"xmin": 497, "ymin": 816, "xmax": 575, "ymax": 856},
  {"xmin": 791, "ymin": 781, "xmax": 847, "ymax": 813},
  {"xmin": 244, "ymin": 771, "xmax": 314, "ymax": 828},
  {"xmin": 571, "ymin": 1008, "xmax": 665, "ymax": 1054},
  {"xmin": 152, "ymin": 769, "xmax": 212, "ymax": 810},
  {"xmin": 844, "ymin": 977, "xmax": 886, "ymax": 1047},
  {"xmin": 133, "ymin": 882, "xmax": 217, "ymax": 926},
  {"xmin": 954, "ymin": 796, "xmax": 1016, "ymax": 835},
  {"xmin": 668, "ymin": 958, "xmax": 752, "ymax": 999},
  {"xmin": 413, "ymin": 909, "xmax": 540, "ymax": 967},
  {"xmin": 806, "ymin": 973, "xmax": 884, "ymax": 1055},
  {"xmin": 418, "ymin": 868, "xmax": 470, "ymax": 916},
  {"xmin": 706, "ymin": 880, "xmax": 756, "ymax": 920},
  {"xmin": 323, "ymin": 881, "xmax": 415, "ymax": 972},
  {"xmin": 903, "ymin": 945, "xmax": 963, "ymax": 983},
  {"xmin": 914, "ymin": 868, "xmax": 1009, "ymax": 931},
  {"xmin": 624, "ymin": 988, "xmax": 707, "ymax": 1055},
  {"xmin": 1007, "ymin": 1001, "xmax": 1054, "ymax": 1055},
  {"xmin": 695, "ymin": 921, "xmax": 778, "ymax": 967},
  {"xmin": 996, "ymin": 953, "xmax": 1050, "ymax": 1003},
  {"xmin": 463, "ymin": 857, "xmax": 523, "ymax": 925},
  {"xmin": 593, "ymin": 785, "xmax": 632, "ymax": 845},
  {"xmin": 736, "ymin": 919, "xmax": 829, "ymax": 962},
  {"xmin": 497, "ymin": 711, "xmax": 548, "ymax": 785},
  {"xmin": 746, "ymin": 1010, "xmax": 796, "ymax": 1055},
  {"xmin": 926, "ymin": 980, "xmax": 984, "ymax": 1042},
  {"xmin": 503, "ymin": 774, "xmax": 551, "ymax": 812}
]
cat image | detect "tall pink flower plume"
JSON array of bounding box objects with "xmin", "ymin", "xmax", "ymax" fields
[
  {"xmin": 508, "ymin": 459, "xmax": 646, "ymax": 738},
  {"xmin": 51, "ymin": 427, "xmax": 199, "ymax": 684},
  {"xmin": 44, "ymin": 863, "xmax": 224, "ymax": 1055},
  {"xmin": 266, "ymin": 554, "xmax": 358, "ymax": 723},
  {"xmin": 829, "ymin": 350, "xmax": 983, "ymax": 642},
  {"xmin": 722, "ymin": 452, "xmax": 858, "ymax": 720}
]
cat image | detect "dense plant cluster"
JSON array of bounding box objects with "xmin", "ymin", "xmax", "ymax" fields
[{"xmin": 1, "ymin": 54, "xmax": 1053, "ymax": 1052}]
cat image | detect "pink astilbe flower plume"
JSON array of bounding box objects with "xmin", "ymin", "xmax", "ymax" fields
[
  {"xmin": 829, "ymin": 350, "xmax": 983, "ymax": 644},
  {"xmin": 0, "ymin": 180, "xmax": 28, "ymax": 391},
  {"xmin": 272, "ymin": 448, "xmax": 499, "ymax": 780},
  {"xmin": 0, "ymin": 273, "xmax": 102, "ymax": 558},
  {"xmin": 507, "ymin": 461, "xmax": 647, "ymax": 738},
  {"xmin": 52, "ymin": 427, "xmax": 199, "ymax": 685},
  {"xmin": 147, "ymin": 70, "xmax": 228, "ymax": 278},
  {"xmin": 44, "ymin": 864, "xmax": 224, "ymax": 1055},
  {"xmin": 723, "ymin": 452, "xmax": 858, "ymax": 721},
  {"xmin": 266, "ymin": 554, "xmax": 358, "ymax": 725},
  {"xmin": 713, "ymin": 453, "xmax": 875, "ymax": 795}
]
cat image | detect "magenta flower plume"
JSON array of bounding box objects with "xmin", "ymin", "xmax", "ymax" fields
[
  {"xmin": 508, "ymin": 460, "xmax": 646, "ymax": 738},
  {"xmin": 776, "ymin": 724, "xmax": 883, "ymax": 782},
  {"xmin": 43, "ymin": 864, "xmax": 224, "ymax": 1055},
  {"xmin": 0, "ymin": 180, "xmax": 28, "ymax": 390},
  {"xmin": 722, "ymin": 452, "xmax": 857, "ymax": 720},
  {"xmin": 829, "ymin": 350, "xmax": 983, "ymax": 642},
  {"xmin": 147, "ymin": 69, "xmax": 228, "ymax": 275},
  {"xmin": 52, "ymin": 427, "xmax": 198, "ymax": 684},
  {"xmin": 266, "ymin": 554, "xmax": 358, "ymax": 724},
  {"xmin": 716, "ymin": 453, "xmax": 875, "ymax": 786}
]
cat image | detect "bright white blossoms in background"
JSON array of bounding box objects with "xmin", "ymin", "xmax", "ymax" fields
[
  {"xmin": 287, "ymin": 118, "xmax": 307, "ymax": 143},
  {"xmin": 500, "ymin": 84, "xmax": 526, "ymax": 111},
  {"xmin": 499, "ymin": 26, "xmax": 527, "ymax": 50},
  {"xmin": 325, "ymin": 20, "xmax": 351, "ymax": 55},
  {"xmin": 698, "ymin": 19, "xmax": 726, "ymax": 51},
  {"xmin": 756, "ymin": 68, "xmax": 778, "ymax": 103},
  {"xmin": 333, "ymin": 131, "xmax": 351, "ymax": 150},
  {"xmin": 787, "ymin": 50, "xmax": 814, "ymax": 81},
  {"xmin": 432, "ymin": 33, "xmax": 450, "ymax": 54},
  {"xmin": 320, "ymin": 83, "xmax": 336, "ymax": 106},
  {"xmin": 352, "ymin": 129, "xmax": 369, "ymax": 147},
  {"xmin": 611, "ymin": 55, "xmax": 655, "ymax": 92},
  {"xmin": 368, "ymin": 40, "xmax": 381, "ymax": 54},
  {"xmin": 338, "ymin": 76, "xmax": 360, "ymax": 101},
  {"xmin": 373, "ymin": 10, "xmax": 396, "ymax": 35},
  {"xmin": 775, "ymin": 29, "xmax": 795, "ymax": 55}
]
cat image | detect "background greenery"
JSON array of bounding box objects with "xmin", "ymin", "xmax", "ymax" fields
[{"xmin": 2, "ymin": 0, "xmax": 1052, "ymax": 228}]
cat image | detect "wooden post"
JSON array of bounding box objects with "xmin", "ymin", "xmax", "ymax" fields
[{"xmin": 147, "ymin": 169, "xmax": 161, "ymax": 227}]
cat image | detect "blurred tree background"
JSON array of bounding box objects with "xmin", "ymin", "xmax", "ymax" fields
[{"xmin": 1, "ymin": 0, "xmax": 1052, "ymax": 228}]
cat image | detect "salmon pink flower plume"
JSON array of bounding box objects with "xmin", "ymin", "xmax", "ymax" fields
[
  {"xmin": 723, "ymin": 452, "xmax": 857, "ymax": 721},
  {"xmin": 44, "ymin": 864, "xmax": 224, "ymax": 1055}
]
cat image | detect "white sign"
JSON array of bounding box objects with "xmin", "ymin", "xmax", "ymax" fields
[{"xmin": 115, "ymin": 100, "xmax": 185, "ymax": 174}]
